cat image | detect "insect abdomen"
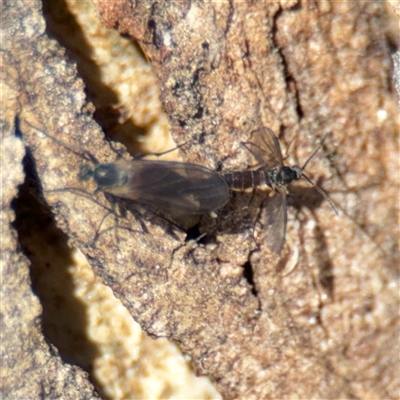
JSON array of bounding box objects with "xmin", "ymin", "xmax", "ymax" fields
[{"xmin": 223, "ymin": 169, "xmax": 272, "ymax": 192}]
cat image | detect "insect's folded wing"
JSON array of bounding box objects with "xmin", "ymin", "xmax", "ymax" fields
[
  {"xmin": 244, "ymin": 127, "xmax": 284, "ymax": 169},
  {"xmin": 262, "ymin": 191, "xmax": 287, "ymax": 254},
  {"xmin": 108, "ymin": 160, "xmax": 230, "ymax": 214}
]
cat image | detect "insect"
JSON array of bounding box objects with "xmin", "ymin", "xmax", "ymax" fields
[
  {"xmin": 79, "ymin": 159, "xmax": 230, "ymax": 214},
  {"xmin": 24, "ymin": 120, "xmax": 230, "ymax": 218},
  {"xmin": 222, "ymin": 127, "xmax": 337, "ymax": 254}
]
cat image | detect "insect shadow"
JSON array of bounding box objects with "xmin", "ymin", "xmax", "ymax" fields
[{"xmin": 24, "ymin": 120, "xmax": 230, "ymax": 243}]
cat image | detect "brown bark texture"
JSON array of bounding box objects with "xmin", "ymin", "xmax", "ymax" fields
[{"xmin": 2, "ymin": 0, "xmax": 399, "ymax": 399}]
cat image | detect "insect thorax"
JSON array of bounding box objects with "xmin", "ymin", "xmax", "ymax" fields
[
  {"xmin": 270, "ymin": 165, "xmax": 302, "ymax": 187},
  {"xmin": 94, "ymin": 163, "xmax": 128, "ymax": 190}
]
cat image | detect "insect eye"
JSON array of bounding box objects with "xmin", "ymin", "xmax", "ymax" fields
[{"xmin": 292, "ymin": 165, "xmax": 303, "ymax": 180}]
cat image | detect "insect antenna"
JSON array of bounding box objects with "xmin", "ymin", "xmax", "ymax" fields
[
  {"xmin": 300, "ymin": 134, "xmax": 338, "ymax": 215},
  {"xmin": 24, "ymin": 120, "xmax": 98, "ymax": 164},
  {"xmin": 301, "ymin": 134, "xmax": 328, "ymax": 171}
]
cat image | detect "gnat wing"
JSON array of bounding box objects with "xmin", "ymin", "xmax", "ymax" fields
[
  {"xmin": 106, "ymin": 160, "xmax": 230, "ymax": 214},
  {"xmin": 242, "ymin": 127, "xmax": 284, "ymax": 169},
  {"xmin": 262, "ymin": 190, "xmax": 287, "ymax": 254}
]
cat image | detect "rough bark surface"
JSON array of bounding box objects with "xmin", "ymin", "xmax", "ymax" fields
[
  {"xmin": 1, "ymin": 10, "xmax": 99, "ymax": 396},
  {"xmin": 2, "ymin": 0, "xmax": 399, "ymax": 399}
]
